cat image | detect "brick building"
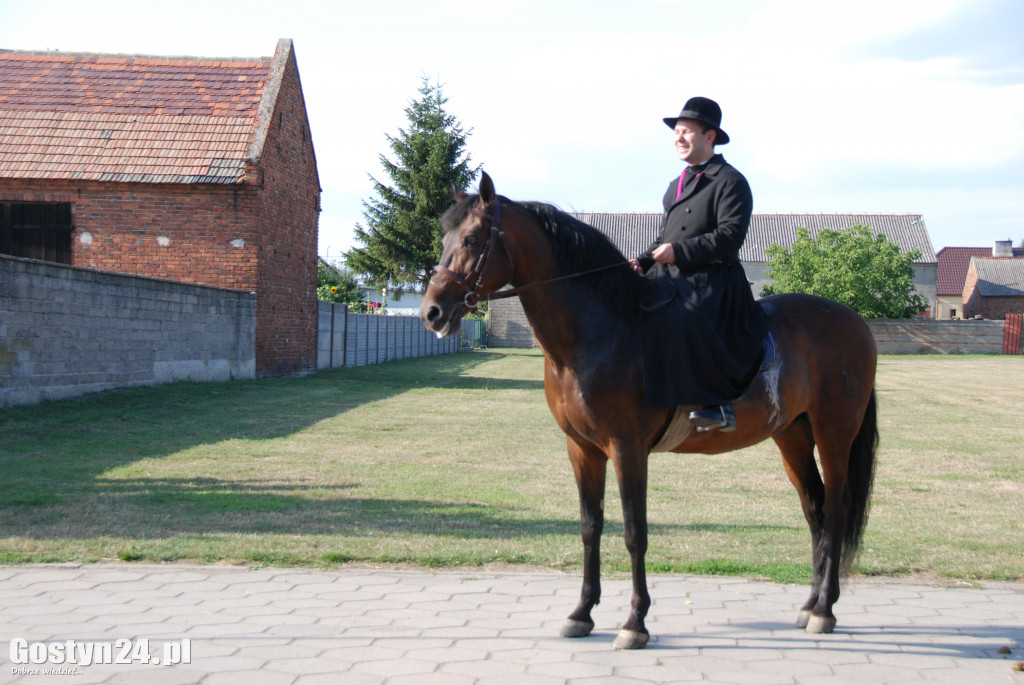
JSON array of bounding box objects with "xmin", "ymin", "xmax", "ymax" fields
[
  {"xmin": 0, "ymin": 39, "xmax": 320, "ymax": 375},
  {"xmin": 963, "ymin": 256, "xmax": 1024, "ymax": 320},
  {"xmin": 936, "ymin": 242, "xmax": 1024, "ymax": 319}
]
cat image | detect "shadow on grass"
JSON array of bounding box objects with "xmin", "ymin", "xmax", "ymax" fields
[
  {"xmin": 0, "ymin": 350, "xmax": 542, "ymax": 532},
  {"xmin": 10, "ymin": 472, "xmax": 802, "ymax": 542}
]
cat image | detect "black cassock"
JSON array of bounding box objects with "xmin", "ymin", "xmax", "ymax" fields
[{"xmin": 635, "ymin": 154, "xmax": 768, "ymax": 407}]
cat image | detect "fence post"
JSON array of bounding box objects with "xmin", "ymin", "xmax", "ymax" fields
[
  {"xmin": 341, "ymin": 304, "xmax": 348, "ymax": 367},
  {"xmin": 365, "ymin": 314, "xmax": 371, "ymax": 366}
]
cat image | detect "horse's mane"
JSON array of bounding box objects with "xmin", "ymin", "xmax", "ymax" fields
[{"xmin": 442, "ymin": 195, "xmax": 645, "ymax": 319}]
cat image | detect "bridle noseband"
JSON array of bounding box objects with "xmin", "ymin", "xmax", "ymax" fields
[
  {"xmin": 430, "ymin": 197, "xmax": 630, "ymax": 308},
  {"xmin": 431, "ymin": 199, "xmax": 516, "ymax": 308}
]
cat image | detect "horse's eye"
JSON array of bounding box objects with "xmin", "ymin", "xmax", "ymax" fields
[{"xmin": 463, "ymin": 235, "xmax": 478, "ymax": 248}]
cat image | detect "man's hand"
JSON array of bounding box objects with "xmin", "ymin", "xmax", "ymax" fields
[{"xmin": 652, "ymin": 243, "xmax": 676, "ymax": 264}]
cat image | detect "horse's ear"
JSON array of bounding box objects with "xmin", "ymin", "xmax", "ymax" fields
[
  {"xmin": 477, "ymin": 172, "xmax": 495, "ymax": 208},
  {"xmin": 452, "ymin": 184, "xmax": 465, "ymax": 203}
]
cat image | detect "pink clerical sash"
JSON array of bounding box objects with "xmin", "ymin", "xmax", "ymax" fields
[{"xmin": 675, "ymin": 168, "xmax": 702, "ymax": 201}]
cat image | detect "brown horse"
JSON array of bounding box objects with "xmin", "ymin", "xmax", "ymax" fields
[{"xmin": 421, "ymin": 172, "xmax": 878, "ymax": 650}]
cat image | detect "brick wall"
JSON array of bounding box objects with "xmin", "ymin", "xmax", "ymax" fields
[
  {"xmin": 0, "ymin": 180, "xmax": 260, "ymax": 290},
  {"xmin": 1, "ymin": 254, "xmax": 255, "ymax": 408},
  {"xmin": 252, "ymin": 46, "xmax": 320, "ymax": 375},
  {"xmin": 965, "ymin": 295, "xmax": 1024, "ymax": 321}
]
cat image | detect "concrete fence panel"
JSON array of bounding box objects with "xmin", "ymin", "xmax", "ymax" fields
[{"xmin": 316, "ymin": 304, "xmax": 459, "ymax": 370}]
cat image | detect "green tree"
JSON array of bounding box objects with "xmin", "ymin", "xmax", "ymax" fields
[
  {"xmin": 316, "ymin": 258, "xmax": 361, "ymax": 307},
  {"xmin": 761, "ymin": 223, "xmax": 928, "ymax": 319},
  {"xmin": 345, "ymin": 77, "xmax": 480, "ymax": 295}
]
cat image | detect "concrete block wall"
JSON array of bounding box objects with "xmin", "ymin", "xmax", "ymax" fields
[
  {"xmin": 486, "ymin": 298, "xmax": 538, "ymax": 349},
  {"xmin": 1, "ymin": 254, "xmax": 256, "ymax": 408},
  {"xmin": 866, "ymin": 318, "xmax": 1005, "ymax": 354}
]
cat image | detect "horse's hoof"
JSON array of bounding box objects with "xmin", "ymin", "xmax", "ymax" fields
[
  {"xmin": 560, "ymin": 619, "xmax": 594, "ymax": 638},
  {"xmin": 613, "ymin": 629, "xmax": 650, "ymax": 650},
  {"xmin": 805, "ymin": 615, "xmax": 837, "ymax": 634},
  {"xmin": 796, "ymin": 610, "xmax": 811, "ymax": 629}
]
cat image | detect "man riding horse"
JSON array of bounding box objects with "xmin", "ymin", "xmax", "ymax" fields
[{"xmin": 631, "ymin": 97, "xmax": 768, "ymax": 432}]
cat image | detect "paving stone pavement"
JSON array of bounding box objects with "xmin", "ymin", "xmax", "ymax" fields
[{"xmin": 1, "ymin": 564, "xmax": 1022, "ymax": 684}]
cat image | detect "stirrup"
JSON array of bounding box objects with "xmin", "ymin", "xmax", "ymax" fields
[{"xmin": 688, "ymin": 405, "xmax": 736, "ymax": 432}]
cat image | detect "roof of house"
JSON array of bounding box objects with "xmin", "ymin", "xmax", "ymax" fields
[
  {"xmin": 937, "ymin": 246, "xmax": 1024, "ymax": 295},
  {"xmin": 570, "ymin": 212, "xmax": 936, "ymax": 264},
  {"xmin": 969, "ymin": 257, "xmax": 1024, "ymax": 297},
  {"xmin": 0, "ymin": 39, "xmax": 293, "ymax": 184},
  {"xmin": 571, "ymin": 212, "xmax": 661, "ymax": 262}
]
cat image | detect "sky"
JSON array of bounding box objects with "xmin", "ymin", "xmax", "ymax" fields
[{"xmin": 2, "ymin": 0, "xmax": 1022, "ymax": 261}]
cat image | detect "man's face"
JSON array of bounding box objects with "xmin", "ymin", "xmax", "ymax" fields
[{"xmin": 673, "ymin": 118, "xmax": 715, "ymax": 165}]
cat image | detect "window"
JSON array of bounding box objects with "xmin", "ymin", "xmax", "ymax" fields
[
  {"xmin": 950, "ymin": 308, "xmax": 957, "ymax": 319},
  {"xmin": 1, "ymin": 202, "xmax": 74, "ymax": 264}
]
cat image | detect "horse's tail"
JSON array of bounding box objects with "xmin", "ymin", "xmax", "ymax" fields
[{"xmin": 842, "ymin": 388, "xmax": 878, "ymax": 572}]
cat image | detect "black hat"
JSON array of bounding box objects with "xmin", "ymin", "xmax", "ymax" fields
[{"xmin": 663, "ymin": 96, "xmax": 730, "ymax": 145}]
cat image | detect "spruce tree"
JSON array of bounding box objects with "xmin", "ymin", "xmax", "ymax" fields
[{"xmin": 345, "ymin": 77, "xmax": 479, "ymax": 295}]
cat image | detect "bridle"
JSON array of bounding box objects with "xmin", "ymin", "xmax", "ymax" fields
[
  {"xmin": 431, "ymin": 199, "xmax": 516, "ymax": 308},
  {"xmin": 431, "ymin": 198, "xmax": 630, "ymax": 309}
]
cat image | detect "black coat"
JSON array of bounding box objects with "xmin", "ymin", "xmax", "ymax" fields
[{"xmin": 636, "ymin": 154, "xmax": 768, "ymax": 407}]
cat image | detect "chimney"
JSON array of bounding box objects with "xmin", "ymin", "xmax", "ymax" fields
[{"xmin": 993, "ymin": 239, "xmax": 1013, "ymax": 257}]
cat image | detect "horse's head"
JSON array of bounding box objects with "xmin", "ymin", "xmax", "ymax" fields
[{"xmin": 421, "ymin": 172, "xmax": 517, "ymax": 337}]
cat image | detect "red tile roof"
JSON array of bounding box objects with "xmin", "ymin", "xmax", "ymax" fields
[
  {"xmin": 937, "ymin": 246, "xmax": 1024, "ymax": 295},
  {"xmin": 0, "ymin": 42, "xmax": 288, "ymax": 184}
]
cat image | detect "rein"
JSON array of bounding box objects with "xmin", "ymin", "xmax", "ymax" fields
[
  {"xmin": 484, "ymin": 262, "xmax": 631, "ymax": 302},
  {"xmin": 431, "ymin": 198, "xmax": 631, "ymax": 308}
]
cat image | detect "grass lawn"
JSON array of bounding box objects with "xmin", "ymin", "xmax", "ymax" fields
[{"xmin": 1, "ymin": 350, "xmax": 1021, "ymax": 584}]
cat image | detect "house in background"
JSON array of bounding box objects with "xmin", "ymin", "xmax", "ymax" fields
[
  {"xmin": 0, "ymin": 39, "xmax": 320, "ymax": 375},
  {"xmin": 936, "ymin": 241, "xmax": 1024, "ymax": 319},
  {"xmin": 355, "ymin": 286, "xmax": 426, "ymax": 316},
  {"xmin": 963, "ymin": 253, "xmax": 1024, "ymax": 320},
  {"xmin": 489, "ymin": 212, "xmax": 938, "ymax": 348}
]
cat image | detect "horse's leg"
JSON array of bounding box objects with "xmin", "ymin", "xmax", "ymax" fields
[
  {"xmin": 803, "ymin": 418, "xmax": 859, "ymax": 634},
  {"xmin": 561, "ymin": 437, "xmax": 608, "ymax": 639},
  {"xmin": 772, "ymin": 418, "xmax": 828, "ymax": 629},
  {"xmin": 611, "ymin": 441, "xmax": 651, "ymax": 650}
]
